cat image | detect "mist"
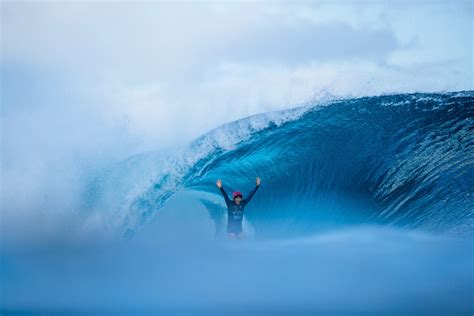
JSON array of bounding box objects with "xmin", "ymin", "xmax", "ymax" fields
[{"xmin": 2, "ymin": 191, "xmax": 472, "ymax": 315}]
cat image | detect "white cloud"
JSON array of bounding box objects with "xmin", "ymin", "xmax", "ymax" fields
[{"xmin": 2, "ymin": 1, "xmax": 471, "ymax": 151}]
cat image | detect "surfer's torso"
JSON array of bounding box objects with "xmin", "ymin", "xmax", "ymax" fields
[
  {"xmin": 227, "ymin": 201, "xmax": 245, "ymax": 233},
  {"xmin": 219, "ymin": 186, "xmax": 259, "ymax": 233}
]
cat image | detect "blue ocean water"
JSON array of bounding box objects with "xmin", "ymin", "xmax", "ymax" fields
[
  {"xmin": 2, "ymin": 92, "xmax": 473, "ymax": 315},
  {"xmin": 84, "ymin": 91, "xmax": 473, "ymax": 238}
]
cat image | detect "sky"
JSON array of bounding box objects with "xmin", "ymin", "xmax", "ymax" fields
[{"xmin": 0, "ymin": 1, "xmax": 473, "ymax": 239}]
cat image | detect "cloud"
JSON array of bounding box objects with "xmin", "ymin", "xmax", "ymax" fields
[
  {"xmin": 223, "ymin": 21, "xmax": 401, "ymax": 65},
  {"xmin": 2, "ymin": 1, "xmax": 471, "ymax": 152}
]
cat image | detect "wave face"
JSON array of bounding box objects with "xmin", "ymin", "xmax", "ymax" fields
[{"xmin": 82, "ymin": 92, "xmax": 474, "ymax": 238}]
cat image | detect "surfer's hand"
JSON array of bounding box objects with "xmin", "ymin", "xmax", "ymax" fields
[
  {"xmin": 216, "ymin": 179, "xmax": 222, "ymax": 189},
  {"xmin": 256, "ymin": 177, "xmax": 261, "ymax": 186}
]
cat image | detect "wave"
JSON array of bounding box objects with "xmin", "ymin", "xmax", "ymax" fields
[{"xmin": 81, "ymin": 91, "xmax": 474, "ymax": 238}]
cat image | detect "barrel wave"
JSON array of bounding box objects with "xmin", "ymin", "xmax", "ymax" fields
[{"xmin": 82, "ymin": 91, "xmax": 474, "ymax": 238}]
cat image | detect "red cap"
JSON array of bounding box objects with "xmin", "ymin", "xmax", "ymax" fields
[{"xmin": 232, "ymin": 191, "xmax": 243, "ymax": 199}]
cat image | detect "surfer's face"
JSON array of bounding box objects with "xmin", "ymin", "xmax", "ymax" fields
[{"xmin": 234, "ymin": 196, "xmax": 242, "ymax": 204}]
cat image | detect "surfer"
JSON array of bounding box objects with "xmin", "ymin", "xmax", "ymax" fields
[{"xmin": 216, "ymin": 177, "xmax": 261, "ymax": 240}]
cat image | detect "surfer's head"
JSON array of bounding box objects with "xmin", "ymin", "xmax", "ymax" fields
[{"xmin": 233, "ymin": 191, "xmax": 243, "ymax": 204}]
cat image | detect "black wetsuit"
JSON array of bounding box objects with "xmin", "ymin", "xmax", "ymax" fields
[{"xmin": 219, "ymin": 185, "xmax": 259, "ymax": 234}]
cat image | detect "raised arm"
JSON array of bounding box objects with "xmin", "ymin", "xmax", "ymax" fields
[
  {"xmin": 216, "ymin": 179, "xmax": 231, "ymax": 205},
  {"xmin": 244, "ymin": 177, "xmax": 261, "ymax": 205}
]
